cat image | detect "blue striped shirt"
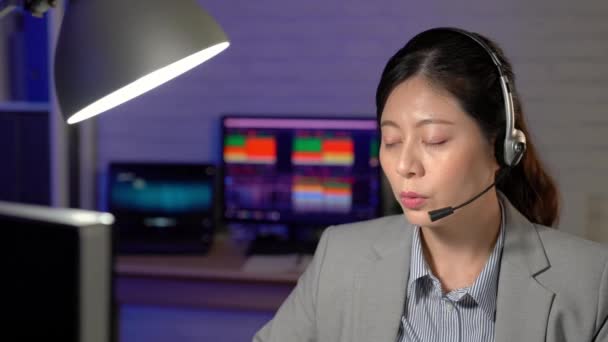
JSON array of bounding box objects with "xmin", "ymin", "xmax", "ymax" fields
[{"xmin": 397, "ymin": 202, "xmax": 505, "ymax": 342}]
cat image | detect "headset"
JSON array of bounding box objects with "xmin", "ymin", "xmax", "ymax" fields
[
  {"xmin": 442, "ymin": 27, "xmax": 527, "ymax": 166},
  {"xmin": 425, "ymin": 28, "xmax": 528, "ymax": 222}
]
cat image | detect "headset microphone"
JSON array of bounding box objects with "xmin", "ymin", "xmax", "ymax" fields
[
  {"xmin": 426, "ymin": 28, "xmax": 527, "ymax": 222},
  {"xmin": 428, "ymin": 164, "xmax": 515, "ymax": 222}
]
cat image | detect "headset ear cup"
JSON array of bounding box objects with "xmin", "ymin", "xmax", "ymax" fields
[{"xmin": 504, "ymin": 129, "xmax": 527, "ymax": 167}]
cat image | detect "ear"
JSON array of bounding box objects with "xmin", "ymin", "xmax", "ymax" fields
[{"xmin": 493, "ymin": 160, "xmax": 500, "ymax": 174}]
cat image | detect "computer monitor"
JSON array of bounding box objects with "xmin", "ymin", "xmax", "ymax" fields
[
  {"xmin": 107, "ymin": 162, "xmax": 216, "ymax": 254},
  {"xmin": 221, "ymin": 115, "xmax": 381, "ymax": 228},
  {"xmin": 1, "ymin": 201, "xmax": 115, "ymax": 342}
]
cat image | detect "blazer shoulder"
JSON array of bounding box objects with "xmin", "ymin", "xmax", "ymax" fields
[
  {"xmin": 535, "ymin": 224, "xmax": 608, "ymax": 263},
  {"xmin": 534, "ymin": 224, "xmax": 608, "ymax": 297},
  {"xmin": 534, "ymin": 224, "xmax": 608, "ymax": 336},
  {"xmin": 324, "ymin": 214, "xmax": 408, "ymax": 249}
]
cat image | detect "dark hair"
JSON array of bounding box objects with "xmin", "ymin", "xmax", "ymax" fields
[{"xmin": 376, "ymin": 28, "xmax": 560, "ymax": 227}]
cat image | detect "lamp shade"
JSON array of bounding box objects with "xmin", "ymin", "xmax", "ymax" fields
[{"xmin": 54, "ymin": 0, "xmax": 229, "ymax": 124}]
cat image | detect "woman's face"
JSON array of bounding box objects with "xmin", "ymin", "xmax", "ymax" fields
[{"xmin": 379, "ymin": 75, "xmax": 499, "ymax": 228}]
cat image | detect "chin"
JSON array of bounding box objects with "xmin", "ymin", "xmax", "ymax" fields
[{"xmin": 401, "ymin": 208, "xmax": 434, "ymax": 227}]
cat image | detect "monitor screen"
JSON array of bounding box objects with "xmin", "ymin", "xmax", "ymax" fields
[
  {"xmin": 107, "ymin": 163, "xmax": 216, "ymax": 253},
  {"xmin": 1, "ymin": 201, "xmax": 115, "ymax": 342},
  {"xmin": 222, "ymin": 116, "xmax": 381, "ymax": 226}
]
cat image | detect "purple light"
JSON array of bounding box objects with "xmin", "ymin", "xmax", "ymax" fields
[{"xmin": 224, "ymin": 117, "xmax": 377, "ymax": 130}]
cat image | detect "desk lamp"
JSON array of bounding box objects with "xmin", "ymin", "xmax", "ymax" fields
[
  {"xmin": 1, "ymin": 0, "xmax": 230, "ymax": 124},
  {"xmin": 54, "ymin": 0, "xmax": 229, "ymax": 124}
]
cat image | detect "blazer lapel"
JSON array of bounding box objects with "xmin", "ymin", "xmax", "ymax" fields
[
  {"xmin": 495, "ymin": 193, "xmax": 555, "ymax": 342},
  {"xmin": 354, "ymin": 216, "xmax": 413, "ymax": 342},
  {"xmin": 351, "ymin": 193, "xmax": 555, "ymax": 342}
]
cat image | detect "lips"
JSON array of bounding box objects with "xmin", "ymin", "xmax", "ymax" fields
[{"xmin": 399, "ymin": 191, "xmax": 427, "ymax": 209}]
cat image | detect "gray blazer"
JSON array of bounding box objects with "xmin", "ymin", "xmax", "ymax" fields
[{"xmin": 253, "ymin": 194, "xmax": 608, "ymax": 342}]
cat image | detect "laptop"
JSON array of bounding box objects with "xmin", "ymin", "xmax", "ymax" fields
[{"xmin": 107, "ymin": 162, "xmax": 217, "ymax": 254}]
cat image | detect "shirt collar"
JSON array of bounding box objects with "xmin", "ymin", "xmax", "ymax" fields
[
  {"xmin": 408, "ymin": 226, "xmax": 432, "ymax": 288},
  {"xmin": 407, "ymin": 197, "xmax": 506, "ymax": 321}
]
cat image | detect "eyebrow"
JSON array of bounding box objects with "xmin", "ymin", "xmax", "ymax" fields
[
  {"xmin": 380, "ymin": 118, "xmax": 454, "ymax": 129},
  {"xmin": 415, "ymin": 118, "xmax": 454, "ymax": 127}
]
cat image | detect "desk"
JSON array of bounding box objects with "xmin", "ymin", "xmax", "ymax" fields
[{"xmin": 115, "ymin": 235, "xmax": 303, "ymax": 311}]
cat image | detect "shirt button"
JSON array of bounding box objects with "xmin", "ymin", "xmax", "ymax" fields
[{"xmin": 444, "ymin": 301, "xmax": 454, "ymax": 311}]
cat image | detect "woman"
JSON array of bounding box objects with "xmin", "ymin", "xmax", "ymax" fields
[{"xmin": 253, "ymin": 27, "xmax": 608, "ymax": 342}]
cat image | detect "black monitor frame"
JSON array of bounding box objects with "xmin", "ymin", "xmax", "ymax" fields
[{"xmin": 1, "ymin": 201, "xmax": 115, "ymax": 342}]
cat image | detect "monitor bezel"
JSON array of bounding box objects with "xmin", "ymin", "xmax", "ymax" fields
[{"xmin": 0, "ymin": 201, "xmax": 115, "ymax": 342}]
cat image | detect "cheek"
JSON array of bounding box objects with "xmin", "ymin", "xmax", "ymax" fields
[
  {"xmin": 429, "ymin": 141, "xmax": 494, "ymax": 186},
  {"xmin": 379, "ymin": 149, "xmax": 400, "ymax": 187},
  {"xmin": 379, "ymin": 148, "xmax": 390, "ymax": 170},
  {"xmin": 426, "ymin": 157, "xmax": 462, "ymax": 190}
]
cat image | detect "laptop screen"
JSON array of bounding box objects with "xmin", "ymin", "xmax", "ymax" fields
[{"xmin": 107, "ymin": 163, "xmax": 216, "ymax": 253}]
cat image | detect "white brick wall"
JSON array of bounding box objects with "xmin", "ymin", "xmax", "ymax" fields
[{"xmin": 95, "ymin": 0, "xmax": 608, "ymax": 242}]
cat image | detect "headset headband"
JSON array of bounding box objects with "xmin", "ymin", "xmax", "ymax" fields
[{"xmin": 434, "ymin": 27, "xmax": 527, "ymax": 167}]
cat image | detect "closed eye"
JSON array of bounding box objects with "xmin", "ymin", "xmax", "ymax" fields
[
  {"xmin": 423, "ymin": 140, "xmax": 447, "ymax": 147},
  {"xmin": 383, "ymin": 141, "xmax": 401, "ymax": 149}
]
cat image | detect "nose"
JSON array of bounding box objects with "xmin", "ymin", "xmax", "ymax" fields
[{"xmin": 396, "ymin": 144, "xmax": 424, "ymax": 178}]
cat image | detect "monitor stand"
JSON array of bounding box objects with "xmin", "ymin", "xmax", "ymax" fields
[{"xmin": 246, "ymin": 224, "xmax": 322, "ymax": 256}]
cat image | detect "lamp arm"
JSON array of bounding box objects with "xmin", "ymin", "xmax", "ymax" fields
[
  {"xmin": 0, "ymin": 0, "xmax": 55, "ymax": 19},
  {"xmin": 0, "ymin": 0, "xmax": 20, "ymax": 18}
]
